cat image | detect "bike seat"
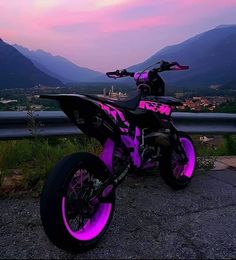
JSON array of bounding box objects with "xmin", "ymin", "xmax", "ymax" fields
[
  {"xmin": 86, "ymin": 94, "xmax": 141, "ymax": 110},
  {"xmin": 143, "ymin": 96, "xmax": 182, "ymax": 106}
]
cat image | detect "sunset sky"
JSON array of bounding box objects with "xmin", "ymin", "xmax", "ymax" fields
[{"xmin": 1, "ymin": 0, "xmax": 236, "ymax": 72}]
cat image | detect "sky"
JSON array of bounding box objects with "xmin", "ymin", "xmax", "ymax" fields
[{"xmin": 1, "ymin": 0, "xmax": 236, "ymax": 72}]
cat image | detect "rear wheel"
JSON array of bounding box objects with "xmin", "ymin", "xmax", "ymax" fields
[
  {"xmin": 40, "ymin": 152, "xmax": 115, "ymax": 252},
  {"xmin": 159, "ymin": 133, "xmax": 196, "ymax": 190}
]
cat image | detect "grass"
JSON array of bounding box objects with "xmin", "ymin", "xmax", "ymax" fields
[
  {"xmin": 0, "ymin": 134, "xmax": 235, "ymax": 197},
  {"xmin": 192, "ymin": 135, "xmax": 236, "ymax": 172},
  {"xmin": 193, "ymin": 135, "xmax": 236, "ymax": 157},
  {"xmin": 0, "ymin": 136, "xmax": 101, "ymax": 197}
]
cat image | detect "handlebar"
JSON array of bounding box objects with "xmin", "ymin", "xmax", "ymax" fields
[
  {"xmin": 106, "ymin": 69, "xmax": 134, "ymax": 79},
  {"xmin": 157, "ymin": 61, "xmax": 189, "ymax": 72},
  {"xmin": 106, "ymin": 60, "xmax": 189, "ymax": 79}
]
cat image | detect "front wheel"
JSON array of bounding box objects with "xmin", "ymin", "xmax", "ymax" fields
[
  {"xmin": 40, "ymin": 152, "xmax": 115, "ymax": 252},
  {"xmin": 159, "ymin": 133, "xmax": 196, "ymax": 190}
]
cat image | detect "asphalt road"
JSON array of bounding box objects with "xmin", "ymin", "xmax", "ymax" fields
[{"xmin": 1, "ymin": 169, "xmax": 236, "ymax": 259}]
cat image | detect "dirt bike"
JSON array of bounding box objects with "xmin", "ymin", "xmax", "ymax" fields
[{"xmin": 40, "ymin": 60, "xmax": 196, "ymax": 252}]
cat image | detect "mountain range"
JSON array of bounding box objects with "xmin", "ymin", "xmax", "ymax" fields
[
  {"xmin": 128, "ymin": 24, "xmax": 236, "ymax": 89},
  {"xmin": 0, "ymin": 39, "xmax": 62, "ymax": 89},
  {"xmin": 13, "ymin": 45, "xmax": 103, "ymax": 83},
  {"xmin": 0, "ymin": 24, "xmax": 236, "ymax": 89}
]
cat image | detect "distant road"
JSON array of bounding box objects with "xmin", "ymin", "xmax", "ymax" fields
[{"xmin": 1, "ymin": 169, "xmax": 236, "ymax": 259}]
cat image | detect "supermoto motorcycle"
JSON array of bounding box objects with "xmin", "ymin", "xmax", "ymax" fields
[{"xmin": 40, "ymin": 60, "xmax": 196, "ymax": 252}]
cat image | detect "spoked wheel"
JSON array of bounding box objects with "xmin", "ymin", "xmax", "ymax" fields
[
  {"xmin": 62, "ymin": 168, "xmax": 113, "ymax": 241},
  {"xmin": 40, "ymin": 153, "xmax": 115, "ymax": 252},
  {"xmin": 159, "ymin": 133, "xmax": 196, "ymax": 190}
]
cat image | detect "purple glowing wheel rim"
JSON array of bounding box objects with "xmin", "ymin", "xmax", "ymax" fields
[
  {"xmin": 61, "ymin": 168, "xmax": 113, "ymax": 241},
  {"xmin": 172, "ymin": 137, "xmax": 195, "ymax": 178},
  {"xmin": 40, "ymin": 152, "xmax": 115, "ymax": 251},
  {"xmin": 62, "ymin": 198, "xmax": 112, "ymax": 241}
]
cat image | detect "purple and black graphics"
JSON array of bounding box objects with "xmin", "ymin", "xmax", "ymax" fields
[
  {"xmin": 121, "ymin": 127, "xmax": 141, "ymax": 168},
  {"xmin": 98, "ymin": 102, "xmax": 142, "ymax": 168},
  {"xmin": 138, "ymin": 100, "xmax": 172, "ymax": 116},
  {"xmin": 98, "ymin": 102, "xmax": 129, "ymax": 133}
]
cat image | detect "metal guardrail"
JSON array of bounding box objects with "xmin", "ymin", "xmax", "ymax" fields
[{"xmin": 0, "ymin": 111, "xmax": 235, "ymax": 140}]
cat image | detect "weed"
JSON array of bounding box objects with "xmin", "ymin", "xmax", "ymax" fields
[{"xmin": 197, "ymin": 156, "xmax": 217, "ymax": 172}]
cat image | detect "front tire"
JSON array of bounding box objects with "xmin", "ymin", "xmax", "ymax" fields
[
  {"xmin": 159, "ymin": 133, "xmax": 196, "ymax": 190},
  {"xmin": 40, "ymin": 152, "xmax": 115, "ymax": 252}
]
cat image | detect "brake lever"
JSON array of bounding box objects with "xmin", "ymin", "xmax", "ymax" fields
[{"xmin": 106, "ymin": 70, "xmax": 122, "ymax": 79}]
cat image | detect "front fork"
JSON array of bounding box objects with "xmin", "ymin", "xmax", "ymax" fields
[
  {"xmin": 169, "ymin": 121, "xmax": 188, "ymax": 163},
  {"xmin": 152, "ymin": 112, "xmax": 188, "ymax": 163}
]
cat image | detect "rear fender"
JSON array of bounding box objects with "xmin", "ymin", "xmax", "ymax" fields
[{"xmin": 40, "ymin": 94, "xmax": 120, "ymax": 144}]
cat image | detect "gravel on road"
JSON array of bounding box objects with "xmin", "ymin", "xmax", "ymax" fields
[{"xmin": 1, "ymin": 169, "xmax": 236, "ymax": 259}]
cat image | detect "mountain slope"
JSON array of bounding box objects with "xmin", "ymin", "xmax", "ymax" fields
[
  {"xmin": 0, "ymin": 39, "xmax": 62, "ymax": 89},
  {"xmin": 13, "ymin": 45, "xmax": 104, "ymax": 83},
  {"xmin": 129, "ymin": 25, "xmax": 236, "ymax": 88}
]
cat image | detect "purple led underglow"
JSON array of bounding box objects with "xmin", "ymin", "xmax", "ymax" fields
[
  {"xmin": 180, "ymin": 137, "xmax": 195, "ymax": 178},
  {"xmin": 99, "ymin": 138, "xmax": 114, "ymax": 173},
  {"xmin": 139, "ymin": 101, "xmax": 172, "ymax": 116},
  {"xmin": 62, "ymin": 197, "xmax": 112, "ymax": 241}
]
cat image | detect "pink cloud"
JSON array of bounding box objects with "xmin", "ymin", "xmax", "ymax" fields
[
  {"xmin": 32, "ymin": 0, "xmax": 236, "ymax": 35},
  {"xmin": 101, "ymin": 16, "xmax": 170, "ymax": 33},
  {"xmin": 1, "ymin": 0, "xmax": 236, "ymax": 71},
  {"xmin": 33, "ymin": 0, "xmax": 158, "ymax": 33},
  {"xmin": 179, "ymin": 0, "xmax": 236, "ymax": 7}
]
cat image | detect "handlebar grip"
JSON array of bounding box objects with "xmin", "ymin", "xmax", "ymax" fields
[
  {"xmin": 179, "ymin": 65, "xmax": 189, "ymax": 70},
  {"xmin": 106, "ymin": 69, "xmax": 134, "ymax": 78},
  {"xmin": 106, "ymin": 70, "xmax": 119, "ymax": 76},
  {"xmin": 106, "ymin": 70, "xmax": 121, "ymax": 78},
  {"xmin": 171, "ymin": 64, "xmax": 189, "ymax": 70}
]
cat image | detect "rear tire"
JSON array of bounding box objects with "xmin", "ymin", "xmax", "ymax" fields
[
  {"xmin": 40, "ymin": 152, "xmax": 115, "ymax": 253},
  {"xmin": 159, "ymin": 133, "xmax": 196, "ymax": 190}
]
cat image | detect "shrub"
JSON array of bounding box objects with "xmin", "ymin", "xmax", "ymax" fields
[
  {"xmin": 0, "ymin": 136, "xmax": 101, "ymax": 196},
  {"xmin": 224, "ymin": 135, "xmax": 236, "ymax": 155},
  {"xmin": 197, "ymin": 156, "xmax": 216, "ymax": 172}
]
